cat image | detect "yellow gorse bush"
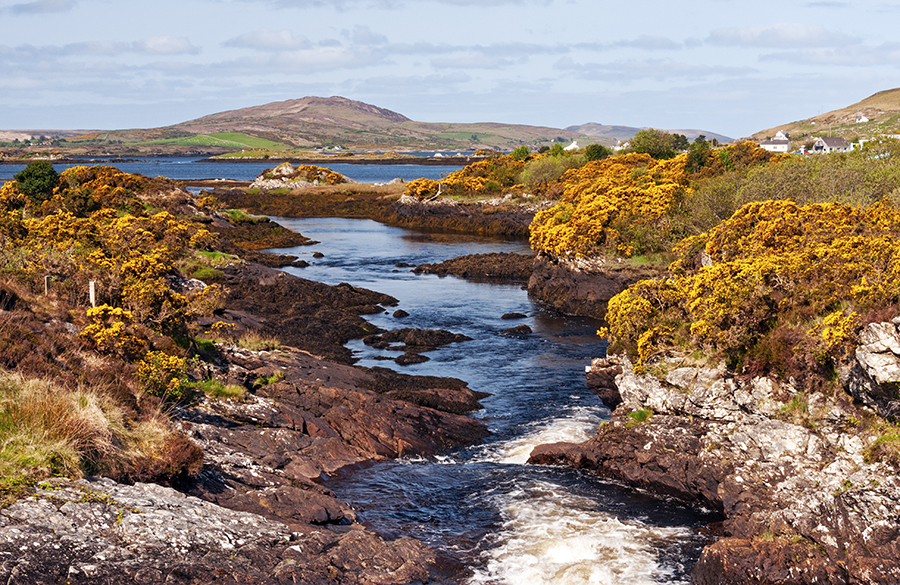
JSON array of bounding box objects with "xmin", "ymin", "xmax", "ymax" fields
[
  {"xmin": 606, "ymin": 199, "xmax": 900, "ymax": 376},
  {"xmin": 1, "ymin": 165, "xmax": 219, "ymax": 339},
  {"xmin": 403, "ymin": 153, "xmax": 527, "ymax": 198},
  {"xmin": 529, "ymin": 152, "xmax": 691, "ymax": 257}
]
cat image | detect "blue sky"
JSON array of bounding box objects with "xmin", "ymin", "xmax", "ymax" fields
[{"xmin": 1, "ymin": 0, "xmax": 898, "ymax": 138}]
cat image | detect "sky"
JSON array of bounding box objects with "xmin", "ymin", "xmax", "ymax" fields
[{"xmin": 1, "ymin": 0, "xmax": 899, "ymax": 139}]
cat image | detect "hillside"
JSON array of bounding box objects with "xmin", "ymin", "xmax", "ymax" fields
[
  {"xmin": 0, "ymin": 96, "xmax": 736, "ymax": 155},
  {"xmin": 751, "ymin": 87, "xmax": 900, "ymax": 144},
  {"xmin": 93, "ymin": 96, "xmax": 590, "ymax": 152},
  {"xmin": 567, "ymin": 122, "xmax": 732, "ymax": 145}
]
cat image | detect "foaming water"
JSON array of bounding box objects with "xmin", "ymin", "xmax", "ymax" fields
[
  {"xmin": 469, "ymin": 481, "xmax": 692, "ymax": 585},
  {"xmin": 475, "ymin": 406, "xmax": 605, "ymax": 465}
]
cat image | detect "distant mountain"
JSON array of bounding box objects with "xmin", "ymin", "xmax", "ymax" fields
[
  {"xmin": 104, "ymin": 96, "xmax": 590, "ymax": 152},
  {"xmin": 2, "ymin": 96, "xmax": 735, "ymax": 154},
  {"xmin": 566, "ymin": 123, "xmax": 732, "ymax": 144},
  {"xmin": 750, "ymin": 88, "xmax": 900, "ymax": 142}
]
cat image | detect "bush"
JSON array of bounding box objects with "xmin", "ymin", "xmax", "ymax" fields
[
  {"xmin": 605, "ymin": 199, "xmax": 900, "ymax": 387},
  {"xmin": 135, "ymin": 351, "xmax": 193, "ymax": 401},
  {"xmin": 13, "ymin": 161, "xmax": 59, "ymax": 202},
  {"xmin": 584, "ymin": 144, "xmax": 612, "ymax": 161}
]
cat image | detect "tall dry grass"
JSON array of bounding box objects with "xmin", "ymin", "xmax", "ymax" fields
[{"xmin": 0, "ymin": 369, "xmax": 202, "ymax": 503}]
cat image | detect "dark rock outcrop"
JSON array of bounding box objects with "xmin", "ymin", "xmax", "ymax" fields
[
  {"xmin": 414, "ymin": 252, "xmax": 535, "ymax": 281},
  {"xmin": 500, "ymin": 324, "xmax": 532, "ymax": 335},
  {"xmin": 527, "ymin": 253, "xmax": 663, "ymax": 318},
  {"xmin": 363, "ymin": 328, "xmax": 472, "ymax": 354},
  {"xmin": 215, "ymin": 262, "xmax": 398, "ymax": 364},
  {"xmin": 531, "ymin": 344, "xmax": 900, "ymax": 585}
]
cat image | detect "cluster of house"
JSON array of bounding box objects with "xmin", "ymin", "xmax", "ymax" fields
[{"xmin": 758, "ymin": 130, "xmax": 851, "ymax": 154}]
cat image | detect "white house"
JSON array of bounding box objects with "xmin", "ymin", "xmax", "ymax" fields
[
  {"xmin": 759, "ymin": 139, "xmax": 791, "ymax": 153},
  {"xmin": 563, "ymin": 140, "xmax": 579, "ymax": 151},
  {"xmin": 812, "ymin": 137, "xmax": 851, "ymax": 154},
  {"xmin": 774, "ymin": 130, "xmax": 790, "ymax": 141},
  {"xmin": 856, "ymin": 115, "xmax": 870, "ymax": 123}
]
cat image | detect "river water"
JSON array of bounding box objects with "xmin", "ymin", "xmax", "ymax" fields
[
  {"xmin": 0, "ymin": 157, "xmax": 463, "ymax": 184},
  {"xmin": 272, "ymin": 217, "xmax": 720, "ymax": 585}
]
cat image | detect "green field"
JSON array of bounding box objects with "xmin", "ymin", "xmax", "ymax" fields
[{"xmin": 142, "ymin": 132, "xmax": 289, "ymax": 150}]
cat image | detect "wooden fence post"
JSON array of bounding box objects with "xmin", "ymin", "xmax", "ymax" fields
[
  {"xmin": 89, "ymin": 281, "xmax": 96, "ymax": 308},
  {"xmin": 44, "ymin": 275, "xmax": 50, "ymax": 295}
]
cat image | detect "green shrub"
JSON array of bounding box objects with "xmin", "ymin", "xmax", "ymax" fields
[{"xmin": 13, "ymin": 161, "xmax": 59, "ymax": 201}]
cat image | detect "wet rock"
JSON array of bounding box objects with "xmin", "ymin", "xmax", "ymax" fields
[
  {"xmin": 584, "ymin": 357, "xmax": 624, "ymax": 409},
  {"xmin": 313, "ymin": 251, "xmax": 325, "ymax": 258},
  {"xmin": 396, "ymin": 353, "xmax": 430, "ymax": 365},
  {"xmin": 501, "ymin": 324, "xmax": 532, "ymax": 335},
  {"xmin": 215, "ymin": 262, "xmax": 398, "ymax": 364},
  {"xmin": 527, "ymin": 253, "xmax": 663, "ymax": 318},
  {"xmin": 364, "ymin": 328, "xmax": 472, "ymax": 354},
  {"xmin": 393, "ymin": 309, "xmax": 410, "ymax": 318},
  {"xmin": 414, "ymin": 252, "xmax": 535, "ymax": 281},
  {"xmin": 531, "ymin": 343, "xmax": 900, "ymax": 585},
  {"xmin": 501, "ymin": 312, "xmax": 527, "ymax": 320}
]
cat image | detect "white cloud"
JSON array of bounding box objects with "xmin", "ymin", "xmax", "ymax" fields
[
  {"xmin": 431, "ymin": 55, "xmax": 513, "ymax": 69},
  {"xmin": 761, "ymin": 42, "xmax": 900, "ymax": 66},
  {"xmin": 707, "ymin": 23, "xmax": 857, "ymax": 48},
  {"xmin": 6, "ymin": 0, "xmax": 74, "ymax": 14},
  {"xmin": 132, "ymin": 37, "xmax": 200, "ymax": 55},
  {"xmin": 611, "ymin": 35, "xmax": 683, "ymax": 51},
  {"xmin": 556, "ymin": 57, "xmax": 756, "ymax": 82},
  {"xmin": 223, "ymin": 30, "xmax": 313, "ymax": 51}
]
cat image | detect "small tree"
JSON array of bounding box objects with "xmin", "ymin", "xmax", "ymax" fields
[
  {"xmin": 14, "ymin": 160, "xmax": 59, "ymax": 202},
  {"xmin": 631, "ymin": 129, "xmax": 676, "ymax": 159},
  {"xmin": 584, "ymin": 143, "xmax": 612, "ymax": 161},
  {"xmin": 511, "ymin": 145, "xmax": 530, "ymax": 160}
]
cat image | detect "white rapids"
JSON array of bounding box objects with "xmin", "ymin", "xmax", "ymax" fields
[{"xmin": 467, "ymin": 407, "xmax": 692, "ymax": 585}]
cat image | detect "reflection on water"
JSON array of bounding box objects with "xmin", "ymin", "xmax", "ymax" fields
[{"xmin": 271, "ymin": 217, "xmax": 719, "ymax": 584}]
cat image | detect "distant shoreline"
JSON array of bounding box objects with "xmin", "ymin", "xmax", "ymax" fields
[
  {"xmin": 196, "ymin": 155, "xmax": 476, "ymax": 165},
  {"xmin": 0, "ymin": 155, "xmax": 476, "ymax": 167}
]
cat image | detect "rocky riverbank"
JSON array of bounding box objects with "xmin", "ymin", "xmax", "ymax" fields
[
  {"xmin": 529, "ymin": 318, "xmax": 900, "ymax": 584},
  {"xmin": 526, "ymin": 253, "xmax": 665, "ymax": 319},
  {"xmin": 1, "ymin": 254, "xmax": 492, "ymax": 584}
]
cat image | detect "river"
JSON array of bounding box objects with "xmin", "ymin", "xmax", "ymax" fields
[
  {"xmin": 271, "ymin": 217, "xmax": 721, "ymax": 585},
  {"xmin": 0, "ymin": 157, "xmax": 463, "ymax": 184},
  {"xmin": 3, "ymin": 157, "xmax": 720, "ymax": 582}
]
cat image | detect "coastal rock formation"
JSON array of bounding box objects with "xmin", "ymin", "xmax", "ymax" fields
[
  {"xmin": 841, "ymin": 318, "xmax": 900, "ymax": 418},
  {"xmin": 531, "ymin": 325, "xmax": 900, "ymax": 584},
  {"xmin": 0, "ymin": 477, "xmax": 440, "ymax": 585},
  {"xmin": 5, "ymin": 341, "xmax": 489, "ymax": 584},
  {"xmin": 413, "ymin": 252, "xmax": 535, "ymax": 281},
  {"xmin": 527, "ymin": 253, "xmax": 663, "ymax": 318},
  {"xmin": 250, "ymin": 162, "xmax": 354, "ymax": 191}
]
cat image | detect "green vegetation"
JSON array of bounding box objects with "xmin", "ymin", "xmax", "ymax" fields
[
  {"xmin": 190, "ymin": 379, "xmax": 246, "ymax": 401},
  {"xmin": 0, "ymin": 369, "xmax": 201, "ymax": 501},
  {"xmin": 630, "ymin": 128, "xmax": 677, "ymax": 159},
  {"xmin": 13, "ymin": 161, "xmax": 59, "ymax": 200}
]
